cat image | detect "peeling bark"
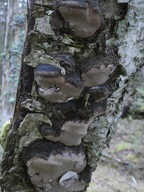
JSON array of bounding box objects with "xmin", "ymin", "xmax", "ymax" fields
[{"xmin": 0, "ymin": 0, "xmax": 144, "ymax": 192}]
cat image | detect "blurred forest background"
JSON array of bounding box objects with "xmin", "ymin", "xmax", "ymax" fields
[{"xmin": 0, "ymin": 1, "xmax": 143, "ymax": 191}]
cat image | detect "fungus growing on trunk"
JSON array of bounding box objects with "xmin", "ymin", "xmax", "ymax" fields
[
  {"xmin": 53, "ymin": 0, "xmax": 102, "ymax": 38},
  {"xmin": 84, "ymin": 85, "xmax": 112, "ymax": 103},
  {"xmin": 56, "ymin": 54, "xmax": 76, "ymax": 72},
  {"xmin": 39, "ymin": 117, "xmax": 94, "ymax": 146},
  {"xmin": 59, "ymin": 118, "xmax": 94, "ymax": 146},
  {"xmin": 49, "ymin": 11, "xmax": 64, "ymax": 35},
  {"xmin": 81, "ymin": 55, "xmax": 117, "ymax": 87},
  {"xmin": 34, "ymin": 64, "xmax": 83, "ymax": 103},
  {"xmin": 38, "ymin": 96, "xmax": 107, "ymax": 146},
  {"xmin": 82, "ymin": 66, "xmax": 114, "ymax": 87},
  {"xmin": 22, "ymin": 141, "xmax": 87, "ymax": 192}
]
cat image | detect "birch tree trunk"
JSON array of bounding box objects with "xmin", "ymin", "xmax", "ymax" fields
[
  {"xmin": 0, "ymin": 0, "xmax": 26, "ymax": 126},
  {"xmin": 1, "ymin": 0, "xmax": 144, "ymax": 191},
  {"xmin": 0, "ymin": 0, "xmax": 7, "ymax": 111}
]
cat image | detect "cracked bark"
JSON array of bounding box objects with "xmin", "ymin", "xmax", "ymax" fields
[{"xmin": 0, "ymin": 0, "xmax": 144, "ymax": 192}]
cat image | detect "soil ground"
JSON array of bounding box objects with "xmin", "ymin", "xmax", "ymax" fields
[{"xmin": 88, "ymin": 119, "xmax": 144, "ymax": 192}]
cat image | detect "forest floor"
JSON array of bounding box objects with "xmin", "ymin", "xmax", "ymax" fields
[
  {"xmin": 88, "ymin": 119, "xmax": 144, "ymax": 192},
  {"xmin": 0, "ymin": 119, "xmax": 144, "ymax": 192}
]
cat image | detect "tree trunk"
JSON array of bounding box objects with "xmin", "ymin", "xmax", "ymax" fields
[
  {"xmin": 0, "ymin": 0, "xmax": 26, "ymax": 126},
  {"xmin": 1, "ymin": 0, "xmax": 144, "ymax": 191},
  {"xmin": 0, "ymin": 0, "xmax": 7, "ymax": 108}
]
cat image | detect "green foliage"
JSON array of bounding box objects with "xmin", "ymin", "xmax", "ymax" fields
[{"xmin": 113, "ymin": 142, "xmax": 131, "ymax": 152}]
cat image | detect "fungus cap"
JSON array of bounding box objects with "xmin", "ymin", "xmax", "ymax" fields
[
  {"xmin": 26, "ymin": 149, "xmax": 86, "ymax": 192},
  {"xmin": 34, "ymin": 64, "xmax": 83, "ymax": 103},
  {"xmin": 57, "ymin": 0, "xmax": 102, "ymax": 38}
]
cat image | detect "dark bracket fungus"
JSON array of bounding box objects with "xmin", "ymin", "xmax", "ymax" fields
[
  {"xmin": 39, "ymin": 117, "xmax": 95, "ymax": 146},
  {"xmin": 49, "ymin": 11, "xmax": 64, "ymax": 36},
  {"xmin": 83, "ymin": 83, "xmax": 114, "ymax": 103},
  {"xmin": 56, "ymin": 54, "xmax": 76, "ymax": 73},
  {"xmin": 38, "ymin": 98, "xmax": 107, "ymax": 146},
  {"xmin": 34, "ymin": 54, "xmax": 118, "ymax": 103},
  {"xmin": 81, "ymin": 55, "xmax": 117, "ymax": 87},
  {"xmin": 82, "ymin": 67, "xmax": 113, "ymax": 87},
  {"xmin": 54, "ymin": 100, "xmax": 77, "ymax": 115},
  {"xmin": 39, "ymin": 123, "xmax": 60, "ymax": 141},
  {"xmin": 34, "ymin": 64, "xmax": 61, "ymax": 77},
  {"xmin": 34, "ymin": 64, "xmax": 83, "ymax": 103},
  {"xmin": 59, "ymin": 118, "xmax": 94, "ymax": 146},
  {"xmin": 22, "ymin": 141, "xmax": 87, "ymax": 192},
  {"xmin": 52, "ymin": 0, "xmax": 102, "ymax": 38},
  {"xmin": 102, "ymin": 0, "xmax": 128, "ymax": 19}
]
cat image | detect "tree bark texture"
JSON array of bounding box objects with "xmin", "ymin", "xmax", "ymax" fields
[{"xmin": 1, "ymin": 0, "xmax": 144, "ymax": 191}]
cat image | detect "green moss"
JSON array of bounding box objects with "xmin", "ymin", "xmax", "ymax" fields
[
  {"xmin": 0, "ymin": 120, "xmax": 11, "ymax": 148},
  {"xmin": 17, "ymin": 113, "xmax": 52, "ymax": 149},
  {"xmin": 124, "ymin": 153, "xmax": 135, "ymax": 161},
  {"xmin": 114, "ymin": 142, "xmax": 131, "ymax": 152}
]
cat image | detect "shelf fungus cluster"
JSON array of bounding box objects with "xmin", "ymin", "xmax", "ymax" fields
[
  {"xmin": 39, "ymin": 117, "xmax": 95, "ymax": 146},
  {"xmin": 34, "ymin": 54, "xmax": 117, "ymax": 103},
  {"xmin": 18, "ymin": 0, "xmax": 126, "ymax": 192},
  {"xmin": 31, "ymin": 51, "xmax": 116, "ymax": 191}
]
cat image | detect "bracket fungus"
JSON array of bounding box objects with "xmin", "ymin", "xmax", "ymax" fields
[
  {"xmin": 81, "ymin": 55, "xmax": 117, "ymax": 87},
  {"xmin": 49, "ymin": 11, "xmax": 64, "ymax": 35},
  {"xmin": 34, "ymin": 64, "xmax": 83, "ymax": 103},
  {"xmin": 22, "ymin": 141, "xmax": 87, "ymax": 192},
  {"xmin": 39, "ymin": 117, "xmax": 94, "ymax": 146},
  {"xmin": 56, "ymin": 54, "xmax": 76, "ymax": 73},
  {"xmin": 84, "ymin": 84, "xmax": 113, "ymax": 102},
  {"xmin": 53, "ymin": 0, "xmax": 102, "ymax": 38}
]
